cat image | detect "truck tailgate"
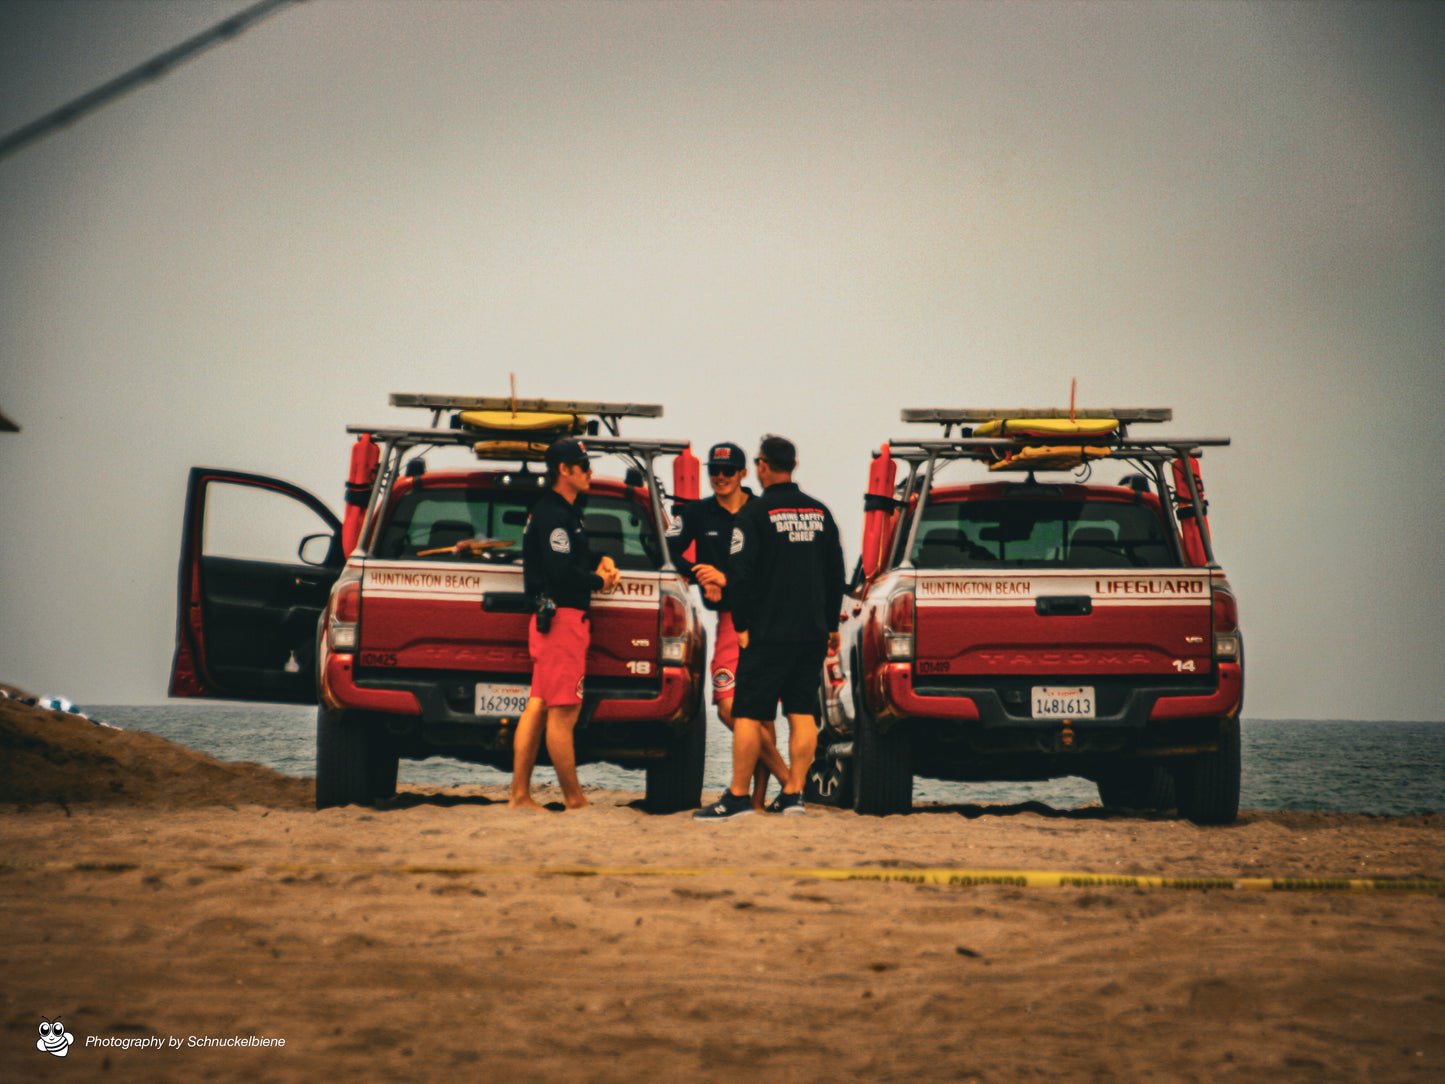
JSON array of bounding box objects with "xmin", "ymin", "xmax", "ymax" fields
[
  {"xmin": 914, "ymin": 571, "xmax": 1214, "ymax": 677},
  {"xmin": 358, "ymin": 563, "xmax": 663, "ymax": 678}
]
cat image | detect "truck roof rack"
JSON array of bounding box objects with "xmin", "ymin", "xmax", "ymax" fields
[
  {"xmin": 344, "ymin": 426, "xmax": 689, "ymax": 457},
  {"xmin": 902, "ymin": 407, "xmax": 1172, "ymax": 424},
  {"xmin": 885, "ymin": 436, "xmax": 1230, "ymax": 466},
  {"xmin": 390, "ymin": 393, "xmax": 662, "ymax": 429}
]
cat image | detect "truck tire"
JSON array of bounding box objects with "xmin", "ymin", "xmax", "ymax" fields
[
  {"xmin": 316, "ymin": 706, "xmax": 381, "ymax": 809},
  {"xmin": 1096, "ymin": 762, "xmax": 1176, "ymax": 811},
  {"xmin": 644, "ymin": 702, "xmax": 706, "ymax": 813},
  {"xmin": 1173, "ymin": 717, "xmax": 1241, "ymax": 826},
  {"xmin": 367, "ymin": 729, "xmax": 399, "ymax": 802},
  {"xmin": 805, "ymin": 686, "xmax": 855, "ymax": 808},
  {"xmin": 853, "ymin": 701, "xmax": 912, "ymax": 816}
]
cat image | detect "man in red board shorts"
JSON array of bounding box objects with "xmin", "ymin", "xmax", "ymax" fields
[
  {"xmin": 695, "ymin": 434, "xmax": 845, "ymax": 820},
  {"xmin": 509, "ymin": 437, "xmax": 620, "ymax": 811},
  {"xmin": 666, "ymin": 442, "xmax": 787, "ymax": 809}
]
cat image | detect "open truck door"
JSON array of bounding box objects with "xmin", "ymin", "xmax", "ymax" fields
[{"xmin": 170, "ymin": 467, "xmax": 343, "ymax": 704}]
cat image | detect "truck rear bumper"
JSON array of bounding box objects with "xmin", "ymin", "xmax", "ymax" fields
[
  {"xmin": 322, "ymin": 653, "xmax": 694, "ymax": 726},
  {"xmin": 879, "ymin": 662, "xmax": 1243, "ymax": 727}
]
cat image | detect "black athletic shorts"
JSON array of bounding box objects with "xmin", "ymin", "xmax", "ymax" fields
[{"xmin": 732, "ymin": 637, "xmax": 829, "ymax": 721}]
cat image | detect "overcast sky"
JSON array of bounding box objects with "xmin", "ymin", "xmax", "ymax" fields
[{"xmin": 1, "ymin": 0, "xmax": 1442, "ymax": 719}]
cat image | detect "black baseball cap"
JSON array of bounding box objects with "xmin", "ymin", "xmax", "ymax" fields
[
  {"xmin": 546, "ymin": 437, "xmax": 594, "ymax": 468},
  {"xmin": 706, "ymin": 442, "xmax": 746, "ymax": 472}
]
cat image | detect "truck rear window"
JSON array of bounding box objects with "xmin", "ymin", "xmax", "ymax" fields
[
  {"xmin": 376, "ymin": 489, "xmax": 664, "ymax": 570},
  {"xmin": 909, "ymin": 498, "xmax": 1179, "ymax": 569}
]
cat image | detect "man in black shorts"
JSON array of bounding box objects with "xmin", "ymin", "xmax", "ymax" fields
[
  {"xmin": 666, "ymin": 441, "xmax": 787, "ymax": 809},
  {"xmin": 694, "ymin": 434, "xmax": 845, "ymax": 819}
]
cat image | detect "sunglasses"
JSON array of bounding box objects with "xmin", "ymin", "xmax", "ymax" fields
[{"xmin": 708, "ymin": 467, "xmax": 740, "ymax": 477}]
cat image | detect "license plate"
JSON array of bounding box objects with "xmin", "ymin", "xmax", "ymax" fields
[
  {"xmin": 1031, "ymin": 685, "xmax": 1095, "ymax": 719},
  {"xmin": 475, "ymin": 682, "xmax": 530, "ymax": 717}
]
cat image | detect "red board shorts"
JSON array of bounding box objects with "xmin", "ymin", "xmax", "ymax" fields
[
  {"xmin": 528, "ymin": 607, "xmax": 589, "ymax": 708},
  {"xmin": 711, "ymin": 611, "xmax": 740, "ymax": 703}
]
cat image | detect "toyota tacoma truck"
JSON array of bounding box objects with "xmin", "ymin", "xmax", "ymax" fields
[
  {"xmin": 808, "ymin": 406, "xmax": 1243, "ymax": 824},
  {"xmin": 170, "ymin": 394, "xmax": 708, "ymax": 811}
]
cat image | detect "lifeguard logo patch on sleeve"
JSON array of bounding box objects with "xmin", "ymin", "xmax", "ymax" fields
[
  {"xmin": 730, "ymin": 527, "xmax": 744, "ymax": 555},
  {"xmin": 712, "ymin": 666, "xmax": 735, "ymax": 692},
  {"xmin": 550, "ymin": 528, "xmax": 571, "ymax": 553}
]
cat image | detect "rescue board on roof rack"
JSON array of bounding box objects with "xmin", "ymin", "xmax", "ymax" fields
[
  {"xmin": 972, "ymin": 417, "xmax": 1119, "ymax": 440},
  {"xmin": 387, "ymin": 394, "xmax": 665, "ymax": 461},
  {"xmin": 901, "ymin": 407, "xmax": 1173, "ymax": 427},
  {"xmin": 459, "ymin": 410, "xmax": 583, "ymax": 460},
  {"xmin": 902, "ymin": 406, "xmax": 1175, "ymax": 473}
]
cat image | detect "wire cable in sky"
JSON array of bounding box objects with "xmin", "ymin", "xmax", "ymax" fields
[{"xmin": 0, "ymin": 0, "xmax": 307, "ymax": 163}]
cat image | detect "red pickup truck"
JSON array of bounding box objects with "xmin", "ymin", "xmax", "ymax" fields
[
  {"xmin": 808, "ymin": 407, "xmax": 1243, "ymax": 824},
  {"xmin": 169, "ymin": 395, "xmax": 708, "ymax": 810}
]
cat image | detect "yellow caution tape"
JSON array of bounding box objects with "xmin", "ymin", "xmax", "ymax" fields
[{"xmin": 8, "ymin": 862, "xmax": 1443, "ymax": 894}]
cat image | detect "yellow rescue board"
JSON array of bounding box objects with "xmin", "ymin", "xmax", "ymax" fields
[
  {"xmin": 458, "ymin": 410, "xmax": 582, "ymax": 432},
  {"xmin": 974, "ymin": 417, "xmax": 1118, "ymax": 440},
  {"xmin": 988, "ymin": 445, "xmax": 1112, "ymax": 472},
  {"xmin": 472, "ymin": 439, "xmax": 552, "ymax": 461}
]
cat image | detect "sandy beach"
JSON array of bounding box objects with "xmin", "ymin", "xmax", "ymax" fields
[{"xmin": 3, "ymin": 695, "xmax": 1443, "ymax": 1083}]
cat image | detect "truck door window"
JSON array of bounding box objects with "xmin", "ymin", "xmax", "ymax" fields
[{"xmin": 203, "ymin": 480, "xmax": 337, "ymax": 564}]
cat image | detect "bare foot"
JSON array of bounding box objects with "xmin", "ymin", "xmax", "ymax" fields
[
  {"xmin": 508, "ymin": 795, "xmax": 547, "ymax": 811},
  {"xmin": 563, "ymin": 795, "xmax": 590, "ymax": 811}
]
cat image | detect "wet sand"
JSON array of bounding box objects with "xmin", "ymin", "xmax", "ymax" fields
[{"xmin": 3, "ymin": 696, "xmax": 1443, "ymax": 1082}]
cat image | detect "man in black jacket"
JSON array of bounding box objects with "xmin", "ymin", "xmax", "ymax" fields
[
  {"xmin": 667, "ymin": 442, "xmax": 787, "ymax": 809},
  {"xmin": 510, "ymin": 437, "xmax": 619, "ymax": 811},
  {"xmin": 694, "ymin": 435, "xmax": 845, "ymax": 819}
]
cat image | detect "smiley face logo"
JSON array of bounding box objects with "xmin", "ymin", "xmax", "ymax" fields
[{"xmin": 37, "ymin": 1018, "xmax": 75, "ymax": 1057}]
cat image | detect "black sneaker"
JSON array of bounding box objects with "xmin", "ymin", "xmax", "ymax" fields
[
  {"xmin": 693, "ymin": 790, "xmax": 755, "ymax": 821},
  {"xmin": 767, "ymin": 790, "xmax": 806, "ymax": 815}
]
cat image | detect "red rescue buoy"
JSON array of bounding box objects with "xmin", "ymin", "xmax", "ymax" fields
[
  {"xmin": 342, "ymin": 433, "xmax": 379, "ymax": 556},
  {"xmin": 861, "ymin": 443, "xmax": 898, "ymax": 580},
  {"xmin": 1172, "ymin": 455, "xmax": 1211, "ymax": 567}
]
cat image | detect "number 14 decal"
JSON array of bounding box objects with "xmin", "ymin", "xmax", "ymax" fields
[{"xmin": 1172, "ymin": 659, "xmax": 1197, "ymax": 672}]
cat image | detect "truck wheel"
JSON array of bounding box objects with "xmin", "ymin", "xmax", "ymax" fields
[
  {"xmin": 853, "ymin": 701, "xmax": 912, "ymax": 816},
  {"xmin": 316, "ymin": 706, "xmax": 380, "ymax": 809},
  {"xmin": 644, "ymin": 701, "xmax": 706, "ymax": 813},
  {"xmin": 1096, "ymin": 762, "xmax": 1176, "ymax": 811},
  {"xmin": 367, "ymin": 729, "xmax": 399, "ymax": 802},
  {"xmin": 1173, "ymin": 718, "xmax": 1241, "ymax": 826}
]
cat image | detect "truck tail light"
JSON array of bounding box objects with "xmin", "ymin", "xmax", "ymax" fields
[
  {"xmin": 660, "ymin": 585, "xmax": 690, "ymax": 664},
  {"xmin": 1212, "ymin": 584, "xmax": 1239, "ymax": 662},
  {"xmin": 884, "ymin": 588, "xmax": 915, "ymax": 662},
  {"xmin": 328, "ymin": 571, "xmax": 363, "ymax": 653}
]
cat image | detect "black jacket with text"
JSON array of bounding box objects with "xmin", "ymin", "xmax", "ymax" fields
[
  {"xmin": 730, "ymin": 480, "xmax": 845, "ymax": 643},
  {"xmin": 664, "ymin": 488, "xmax": 754, "ymax": 612},
  {"xmin": 522, "ymin": 488, "xmax": 604, "ymax": 611}
]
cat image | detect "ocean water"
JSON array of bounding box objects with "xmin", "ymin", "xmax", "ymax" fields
[{"xmin": 85, "ymin": 703, "xmax": 1445, "ymax": 815}]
